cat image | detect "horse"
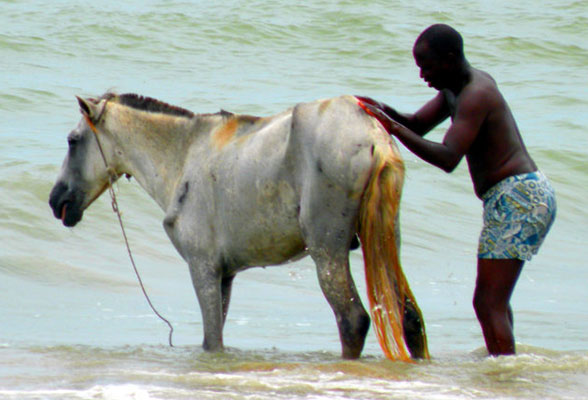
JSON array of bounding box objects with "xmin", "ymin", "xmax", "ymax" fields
[{"xmin": 49, "ymin": 92, "xmax": 429, "ymax": 360}]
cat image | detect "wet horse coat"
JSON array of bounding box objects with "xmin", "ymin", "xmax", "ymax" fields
[{"xmin": 49, "ymin": 93, "xmax": 428, "ymax": 360}]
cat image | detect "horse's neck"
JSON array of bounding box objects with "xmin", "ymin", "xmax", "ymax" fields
[{"xmin": 105, "ymin": 105, "xmax": 211, "ymax": 211}]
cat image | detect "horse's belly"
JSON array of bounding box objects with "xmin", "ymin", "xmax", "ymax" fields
[
  {"xmin": 218, "ymin": 174, "xmax": 307, "ymax": 267},
  {"xmin": 238, "ymin": 236, "xmax": 307, "ymax": 267},
  {"xmin": 224, "ymin": 210, "xmax": 306, "ymax": 267}
]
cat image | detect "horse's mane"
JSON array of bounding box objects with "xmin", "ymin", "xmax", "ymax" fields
[{"xmin": 101, "ymin": 92, "xmax": 196, "ymax": 119}]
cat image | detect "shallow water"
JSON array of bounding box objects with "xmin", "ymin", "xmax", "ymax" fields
[
  {"xmin": 1, "ymin": 0, "xmax": 587, "ymax": 398},
  {"xmin": 2, "ymin": 344, "xmax": 588, "ymax": 400}
]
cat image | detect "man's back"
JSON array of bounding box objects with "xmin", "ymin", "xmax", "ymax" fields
[{"xmin": 452, "ymin": 68, "xmax": 537, "ymax": 197}]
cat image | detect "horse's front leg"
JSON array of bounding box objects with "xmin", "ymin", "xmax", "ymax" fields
[{"xmin": 187, "ymin": 258, "xmax": 225, "ymax": 351}]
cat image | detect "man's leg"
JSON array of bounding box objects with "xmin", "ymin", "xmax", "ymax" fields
[{"xmin": 473, "ymin": 258, "xmax": 524, "ymax": 356}]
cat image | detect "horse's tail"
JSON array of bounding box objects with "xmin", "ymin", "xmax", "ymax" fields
[{"xmin": 358, "ymin": 136, "xmax": 430, "ymax": 361}]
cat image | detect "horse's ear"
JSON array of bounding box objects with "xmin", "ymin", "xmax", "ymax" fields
[
  {"xmin": 76, "ymin": 96, "xmax": 106, "ymax": 122},
  {"xmin": 76, "ymin": 96, "xmax": 93, "ymax": 116}
]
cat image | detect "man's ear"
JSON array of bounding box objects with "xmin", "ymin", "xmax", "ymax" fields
[
  {"xmin": 76, "ymin": 96, "xmax": 106, "ymax": 122},
  {"xmin": 444, "ymin": 51, "xmax": 459, "ymax": 66}
]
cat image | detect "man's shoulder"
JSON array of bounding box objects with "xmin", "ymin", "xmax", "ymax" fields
[
  {"xmin": 460, "ymin": 70, "xmax": 502, "ymax": 109},
  {"xmin": 469, "ymin": 69, "xmax": 500, "ymax": 96}
]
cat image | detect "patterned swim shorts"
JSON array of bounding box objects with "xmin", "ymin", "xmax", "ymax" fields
[{"xmin": 478, "ymin": 171, "xmax": 556, "ymax": 260}]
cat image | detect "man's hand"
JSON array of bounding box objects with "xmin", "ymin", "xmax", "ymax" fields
[
  {"xmin": 355, "ymin": 95, "xmax": 382, "ymax": 108},
  {"xmin": 357, "ymin": 100, "xmax": 404, "ymax": 135}
]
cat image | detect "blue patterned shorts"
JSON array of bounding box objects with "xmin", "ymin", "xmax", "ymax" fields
[{"xmin": 478, "ymin": 171, "xmax": 556, "ymax": 260}]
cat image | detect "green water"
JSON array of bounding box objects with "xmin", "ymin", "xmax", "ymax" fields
[{"xmin": 1, "ymin": 0, "xmax": 587, "ymax": 398}]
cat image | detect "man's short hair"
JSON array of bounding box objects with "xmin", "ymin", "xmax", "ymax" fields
[{"xmin": 415, "ymin": 24, "xmax": 464, "ymax": 59}]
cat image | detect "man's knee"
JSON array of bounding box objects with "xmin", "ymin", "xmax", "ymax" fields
[
  {"xmin": 473, "ymin": 289, "xmax": 510, "ymax": 322},
  {"xmin": 474, "ymin": 258, "xmax": 524, "ymax": 315},
  {"xmin": 473, "ymin": 291, "xmax": 488, "ymax": 319}
]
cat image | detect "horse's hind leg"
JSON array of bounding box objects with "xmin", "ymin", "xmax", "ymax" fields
[
  {"xmin": 301, "ymin": 194, "xmax": 370, "ymax": 358},
  {"xmin": 311, "ymin": 250, "xmax": 370, "ymax": 359}
]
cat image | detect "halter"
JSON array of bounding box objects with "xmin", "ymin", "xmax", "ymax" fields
[
  {"xmin": 83, "ymin": 110, "xmax": 119, "ymax": 185},
  {"xmin": 82, "ymin": 105, "xmax": 175, "ymax": 347}
]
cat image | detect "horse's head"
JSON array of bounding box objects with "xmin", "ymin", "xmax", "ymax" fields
[{"xmin": 49, "ymin": 96, "xmax": 121, "ymax": 227}]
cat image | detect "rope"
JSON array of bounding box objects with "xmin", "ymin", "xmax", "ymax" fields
[{"xmin": 84, "ymin": 113, "xmax": 175, "ymax": 347}]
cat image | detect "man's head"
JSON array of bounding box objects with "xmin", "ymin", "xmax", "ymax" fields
[
  {"xmin": 412, "ymin": 24, "xmax": 467, "ymax": 90},
  {"xmin": 415, "ymin": 24, "xmax": 464, "ymax": 60}
]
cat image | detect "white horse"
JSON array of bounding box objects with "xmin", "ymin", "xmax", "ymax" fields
[{"xmin": 49, "ymin": 93, "xmax": 428, "ymax": 360}]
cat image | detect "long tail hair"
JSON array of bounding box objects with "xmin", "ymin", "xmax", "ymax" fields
[{"xmin": 358, "ymin": 138, "xmax": 430, "ymax": 361}]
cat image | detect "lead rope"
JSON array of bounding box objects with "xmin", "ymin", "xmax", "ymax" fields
[{"xmin": 84, "ymin": 114, "xmax": 174, "ymax": 347}]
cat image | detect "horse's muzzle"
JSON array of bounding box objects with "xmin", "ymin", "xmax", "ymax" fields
[{"xmin": 49, "ymin": 182, "xmax": 84, "ymax": 227}]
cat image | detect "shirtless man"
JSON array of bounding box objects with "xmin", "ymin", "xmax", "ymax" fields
[{"xmin": 358, "ymin": 24, "xmax": 556, "ymax": 356}]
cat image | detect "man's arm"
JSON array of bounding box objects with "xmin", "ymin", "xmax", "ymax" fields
[
  {"xmin": 357, "ymin": 93, "xmax": 451, "ymax": 136},
  {"xmin": 359, "ymin": 88, "xmax": 488, "ymax": 172}
]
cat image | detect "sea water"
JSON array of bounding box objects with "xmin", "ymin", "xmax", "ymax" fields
[{"xmin": 1, "ymin": 1, "xmax": 587, "ymax": 398}]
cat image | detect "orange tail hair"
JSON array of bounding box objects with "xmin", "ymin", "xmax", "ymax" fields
[{"xmin": 358, "ymin": 139, "xmax": 430, "ymax": 361}]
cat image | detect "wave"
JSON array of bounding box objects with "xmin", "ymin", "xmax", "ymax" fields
[{"xmin": 1, "ymin": 343, "xmax": 586, "ymax": 399}]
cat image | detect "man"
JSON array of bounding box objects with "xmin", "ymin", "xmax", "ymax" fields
[{"xmin": 357, "ymin": 24, "xmax": 556, "ymax": 356}]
